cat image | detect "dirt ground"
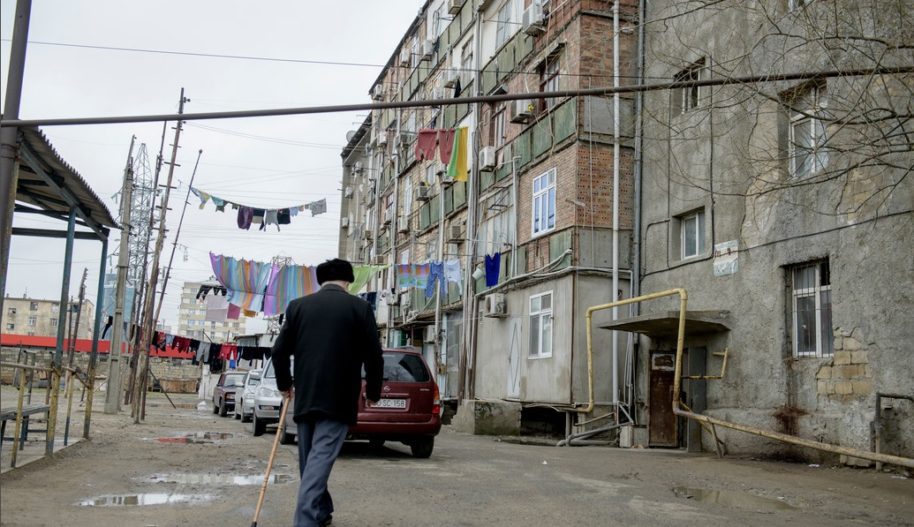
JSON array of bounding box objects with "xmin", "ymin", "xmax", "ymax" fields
[{"xmin": 0, "ymin": 390, "xmax": 912, "ymax": 526}]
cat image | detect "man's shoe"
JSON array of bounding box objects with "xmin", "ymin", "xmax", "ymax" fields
[{"xmin": 319, "ymin": 515, "xmax": 333, "ymax": 526}]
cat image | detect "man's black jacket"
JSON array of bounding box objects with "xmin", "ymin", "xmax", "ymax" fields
[{"xmin": 271, "ymin": 283, "xmax": 383, "ymax": 425}]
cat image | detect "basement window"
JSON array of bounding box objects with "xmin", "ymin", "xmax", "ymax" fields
[{"xmin": 789, "ymin": 260, "xmax": 833, "ymax": 358}]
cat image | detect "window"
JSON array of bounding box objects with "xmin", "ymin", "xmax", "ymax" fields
[
  {"xmin": 425, "ymin": 163, "xmax": 438, "ymax": 186},
  {"xmin": 51, "ymin": 303, "xmax": 59, "ymax": 313},
  {"xmin": 529, "ymin": 292, "xmax": 553, "ymax": 358},
  {"xmin": 460, "ymin": 39, "xmax": 474, "ymax": 88},
  {"xmin": 539, "ymin": 55, "xmax": 561, "ymax": 110},
  {"xmin": 490, "ymin": 102, "xmax": 506, "ymax": 148},
  {"xmin": 29, "ymin": 302, "xmax": 39, "ymax": 311},
  {"xmin": 50, "ymin": 318, "xmax": 58, "ymax": 328},
  {"xmin": 6, "ymin": 323, "xmax": 14, "ymax": 331},
  {"xmin": 680, "ymin": 210, "xmax": 706, "ymax": 259},
  {"xmin": 674, "ymin": 58, "xmax": 705, "ymax": 115},
  {"xmin": 496, "ymin": 1, "xmax": 512, "ymax": 49},
  {"xmin": 789, "ymin": 0, "xmax": 813, "ymax": 10},
  {"xmin": 787, "ymin": 84, "xmax": 828, "ymax": 178},
  {"xmin": 403, "ymin": 178, "xmax": 413, "ymax": 216},
  {"xmin": 790, "ymin": 260, "xmax": 833, "ymax": 358},
  {"xmin": 27, "ymin": 316, "xmax": 37, "ymax": 327},
  {"xmin": 532, "ymin": 169, "xmax": 556, "ymax": 236},
  {"xmin": 432, "ymin": 5, "xmax": 447, "ymax": 38},
  {"xmin": 7, "ymin": 307, "xmax": 15, "ymax": 316}
]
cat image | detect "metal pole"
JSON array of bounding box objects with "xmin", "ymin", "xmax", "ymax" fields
[
  {"xmin": 0, "ymin": 0, "xmax": 31, "ymax": 315},
  {"xmin": 10, "ymin": 367, "xmax": 27, "ymax": 468},
  {"xmin": 47, "ymin": 208, "xmax": 76, "ymax": 456},
  {"xmin": 134, "ymin": 89, "xmax": 187, "ymax": 423},
  {"xmin": 611, "ymin": 0, "xmax": 621, "ymax": 413},
  {"xmin": 84, "ymin": 236, "xmax": 107, "ymax": 437},
  {"xmin": 63, "ymin": 370, "xmax": 74, "ymax": 446},
  {"xmin": 105, "ymin": 136, "xmax": 136, "ymax": 414}
]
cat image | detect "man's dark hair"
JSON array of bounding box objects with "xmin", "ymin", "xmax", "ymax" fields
[{"xmin": 316, "ymin": 258, "xmax": 355, "ymax": 285}]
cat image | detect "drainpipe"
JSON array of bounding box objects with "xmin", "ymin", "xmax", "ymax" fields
[
  {"xmin": 628, "ymin": 0, "xmax": 646, "ymax": 410},
  {"xmin": 433, "ymin": 170, "xmax": 445, "ymax": 383},
  {"xmin": 611, "ymin": 0, "xmax": 621, "ymax": 411},
  {"xmin": 389, "ymin": 106, "xmax": 402, "ymax": 347},
  {"xmin": 511, "ymin": 156, "xmax": 520, "ymax": 278}
]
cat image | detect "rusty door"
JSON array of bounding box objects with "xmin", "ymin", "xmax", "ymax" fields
[{"xmin": 649, "ymin": 352, "xmax": 677, "ymax": 447}]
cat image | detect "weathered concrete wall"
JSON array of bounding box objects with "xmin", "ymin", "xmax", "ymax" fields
[
  {"xmin": 452, "ymin": 399, "xmax": 521, "ymax": 436},
  {"xmin": 573, "ymin": 274, "xmax": 629, "ymax": 406}
]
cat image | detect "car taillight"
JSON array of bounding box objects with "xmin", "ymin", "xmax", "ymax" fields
[{"xmin": 432, "ymin": 384, "xmax": 441, "ymax": 415}]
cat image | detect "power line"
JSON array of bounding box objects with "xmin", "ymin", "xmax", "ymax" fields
[{"xmin": 3, "ymin": 66, "xmax": 910, "ymax": 128}]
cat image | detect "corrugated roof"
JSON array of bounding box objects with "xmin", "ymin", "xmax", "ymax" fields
[{"xmin": 15, "ymin": 126, "xmax": 119, "ymax": 233}]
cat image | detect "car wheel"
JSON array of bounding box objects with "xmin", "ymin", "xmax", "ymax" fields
[
  {"xmin": 279, "ymin": 423, "xmax": 295, "ymax": 445},
  {"xmin": 212, "ymin": 402, "xmax": 219, "ymax": 414},
  {"xmin": 410, "ymin": 437, "xmax": 434, "ymax": 458},
  {"xmin": 219, "ymin": 400, "xmax": 228, "ymax": 417},
  {"xmin": 369, "ymin": 438, "xmax": 385, "ymax": 450},
  {"xmin": 253, "ymin": 414, "xmax": 266, "ymax": 436}
]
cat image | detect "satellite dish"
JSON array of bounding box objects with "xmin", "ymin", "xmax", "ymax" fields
[{"xmin": 346, "ymin": 130, "xmax": 357, "ymax": 142}]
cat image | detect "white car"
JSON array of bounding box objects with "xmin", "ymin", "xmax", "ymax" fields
[
  {"xmin": 234, "ymin": 369, "xmax": 262, "ymax": 422},
  {"xmin": 252, "ymin": 358, "xmax": 291, "ymax": 436}
]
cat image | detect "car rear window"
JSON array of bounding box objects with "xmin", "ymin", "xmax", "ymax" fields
[
  {"xmin": 225, "ymin": 375, "xmax": 245, "ymax": 387},
  {"xmin": 376, "ymin": 352, "xmax": 431, "ymax": 382}
]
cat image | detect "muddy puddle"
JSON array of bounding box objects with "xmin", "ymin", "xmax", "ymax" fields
[
  {"xmin": 142, "ymin": 473, "xmax": 295, "ymax": 485},
  {"xmin": 154, "ymin": 432, "xmax": 237, "ymax": 444},
  {"xmin": 78, "ymin": 493, "xmax": 215, "ymax": 507},
  {"xmin": 673, "ymin": 487, "xmax": 796, "ymax": 512}
]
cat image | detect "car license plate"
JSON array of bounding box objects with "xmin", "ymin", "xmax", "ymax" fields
[{"xmin": 368, "ymin": 399, "xmax": 407, "ymax": 409}]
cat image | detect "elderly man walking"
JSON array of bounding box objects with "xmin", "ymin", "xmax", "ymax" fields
[{"xmin": 272, "ymin": 258, "xmax": 383, "ymax": 527}]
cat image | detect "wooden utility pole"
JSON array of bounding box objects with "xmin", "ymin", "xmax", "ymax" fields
[
  {"xmin": 132, "ymin": 89, "xmax": 187, "ymax": 423},
  {"xmin": 66, "ymin": 268, "xmax": 88, "ymax": 368}
]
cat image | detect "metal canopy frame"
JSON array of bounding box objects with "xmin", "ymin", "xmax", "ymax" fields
[{"xmin": 5, "ymin": 126, "xmax": 119, "ymax": 444}]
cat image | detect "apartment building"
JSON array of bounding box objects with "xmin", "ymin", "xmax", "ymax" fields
[
  {"xmin": 176, "ymin": 280, "xmax": 246, "ymax": 343},
  {"xmin": 625, "ymin": 0, "xmax": 914, "ymax": 460},
  {"xmin": 3, "ymin": 295, "xmax": 95, "ymax": 339},
  {"xmin": 340, "ymin": 0, "xmax": 637, "ymax": 431}
]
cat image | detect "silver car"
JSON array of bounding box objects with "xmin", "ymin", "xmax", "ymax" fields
[
  {"xmin": 252, "ymin": 358, "xmax": 291, "ymax": 436},
  {"xmin": 234, "ymin": 369, "xmax": 262, "ymax": 422}
]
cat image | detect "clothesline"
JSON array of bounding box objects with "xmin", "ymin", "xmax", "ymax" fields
[{"xmin": 191, "ymin": 186, "xmax": 327, "ymax": 232}]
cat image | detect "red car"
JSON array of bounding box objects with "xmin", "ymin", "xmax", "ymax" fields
[{"xmin": 280, "ymin": 348, "xmax": 442, "ymax": 458}]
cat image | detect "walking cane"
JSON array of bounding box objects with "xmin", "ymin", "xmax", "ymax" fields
[{"xmin": 251, "ymin": 394, "xmax": 290, "ymax": 527}]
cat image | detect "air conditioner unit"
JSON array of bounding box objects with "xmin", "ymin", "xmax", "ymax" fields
[
  {"xmin": 448, "ymin": 224, "xmax": 464, "ymax": 242},
  {"xmin": 480, "ymin": 146, "xmax": 497, "ymax": 170},
  {"xmin": 371, "ymin": 84, "xmax": 385, "ymax": 101},
  {"xmin": 523, "ymin": 1, "xmax": 546, "ymax": 35},
  {"xmin": 510, "ymin": 99, "xmax": 535, "ymax": 123},
  {"xmin": 447, "ymin": 0, "xmax": 463, "ymax": 15},
  {"xmin": 440, "ymin": 172, "xmax": 455, "ymax": 186},
  {"xmin": 397, "ymin": 216, "xmax": 410, "ymax": 234},
  {"xmin": 416, "ymin": 183, "xmax": 431, "ymax": 201},
  {"xmin": 377, "ymin": 134, "xmax": 388, "ymax": 148},
  {"xmin": 383, "ymin": 208, "xmax": 393, "ymax": 225},
  {"xmin": 484, "ymin": 293, "xmax": 508, "ymax": 318},
  {"xmin": 406, "ymin": 309, "xmax": 419, "ymax": 321},
  {"xmin": 344, "ymin": 186, "xmax": 354, "ymax": 198},
  {"xmin": 477, "ymin": 0, "xmax": 494, "ymax": 12},
  {"xmin": 424, "ymin": 325, "xmax": 437, "ymax": 343},
  {"xmin": 443, "ymin": 72, "xmax": 460, "ymax": 88},
  {"xmin": 421, "ymin": 39, "xmax": 435, "ymax": 60},
  {"xmin": 386, "ymin": 292, "xmax": 399, "ymax": 306},
  {"xmin": 340, "ymin": 217, "xmax": 350, "ymax": 228},
  {"xmin": 353, "ymin": 161, "xmax": 364, "ymax": 173},
  {"xmin": 399, "ymin": 49, "xmax": 411, "ymax": 67}
]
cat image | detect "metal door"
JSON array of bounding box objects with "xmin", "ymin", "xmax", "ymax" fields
[{"xmin": 649, "ymin": 352, "xmax": 677, "ymax": 447}]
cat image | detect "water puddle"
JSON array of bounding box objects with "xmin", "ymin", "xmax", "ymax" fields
[
  {"xmin": 143, "ymin": 473, "xmax": 294, "ymax": 485},
  {"xmin": 673, "ymin": 487, "xmax": 795, "ymax": 512},
  {"xmin": 154, "ymin": 432, "xmax": 236, "ymax": 444},
  {"xmin": 78, "ymin": 493, "xmax": 214, "ymax": 507}
]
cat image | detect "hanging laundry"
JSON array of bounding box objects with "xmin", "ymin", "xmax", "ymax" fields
[
  {"xmin": 226, "ymin": 303, "xmax": 241, "ymax": 320},
  {"xmin": 444, "ymin": 259, "xmax": 462, "ymax": 288},
  {"xmin": 425, "ymin": 261, "xmax": 447, "ymax": 298},
  {"xmin": 190, "ymin": 187, "xmax": 211, "ymax": 209},
  {"xmin": 243, "ymin": 308, "xmax": 258, "ymax": 318},
  {"xmin": 453, "ymin": 77, "xmax": 462, "ymax": 97},
  {"xmin": 306, "ymin": 199, "xmax": 327, "ymax": 216},
  {"xmin": 349, "ymin": 265, "xmax": 385, "ymax": 294},
  {"xmin": 413, "ymin": 263, "xmax": 431, "ymax": 290},
  {"xmin": 237, "ymin": 207, "xmax": 254, "ymax": 230},
  {"xmin": 252, "ymin": 208, "xmax": 266, "ymax": 225},
  {"xmin": 211, "ymin": 196, "xmax": 227, "ymax": 212},
  {"xmin": 205, "ymin": 294, "xmax": 229, "ymax": 321},
  {"xmin": 277, "ymin": 208, "xmax": 291, "ymax": 225},
  {"xmin": 448, "ymin": 127, "xmax": 469, "ymax": 182},
  {"xmin": 289, "ymin": 206, "xmax": 299, "ymax": 217},
  {"xmin": 485, "ymin": 253, "xmax": 501, "ymax": 287},
  {"xmin": 397, "ymin": 264, "xmax": 414, "ymax": 289},
  {"xmin": 198, "ymin": 341, "xmax": 211, "ymax": 363},
  {"xmin": 210, "ymin": 253, "xmax": 273, "ymax": 312},
  {"xmin": 415, "ymin": 129, "xmax": 438, "ymax": 161},
  {"xmin": 438, "ymin": 129, "xmax": 456, "ymax": 164},
  {"xmin": 263, "ymin": 264, "xmax": 320, "ymax": 316}
]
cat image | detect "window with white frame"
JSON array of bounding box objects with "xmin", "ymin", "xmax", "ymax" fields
[
  {"xmin": 460, "ymin": 39, "xmax": 474, "ymax": 88},
  {"xmin": 6, "ymin": 323, "xmax": 15, "ymax": 330},
  {"xmin": 29, "ymin": 302, "xmax": 38, "ymax": 311},
  {"xmin": 529, "ymin": 292, "xmax": 553, "ymax": 358},
  {"xmin": 674, "ymin": 58, "xmax": 704, "ymax": 115},
  {"xmin": 425, "ymin": 163, "xmax": 438, "ymax": 186},
  {"xmin": 403, "ymin": 178, "xmax": 413, "ymax": 216},
  {"xmin": 532, "ymin": 169, "xmax": 556, "ymax": 236},
  {"xmin": 496, "ymin": 1, "xmax": 512, "ymax": 49},
  {"xmin": 680, "ymin": 209, "xmax": 706, "ymax": 259},
  {"xmin": 490, "ymin": 102, "xmax": 506, "ymax": 149},
  {"xmin": 28, "ymin": 316, "xmax": 37, "ymax": 327},
  {"xmin": 787, "ymin": 84, "xmax": 828, "ymax": 178},
  {"xmin": 790, "ymin": 260, "xmax": 833, "ymax": 358},
  {"xmin": 50, "ymin": 318, "xmax": 58, "ymax": 328},
  {"xmin": 539, "ymin": 55, "xmax": 561, "ymax": 110}
]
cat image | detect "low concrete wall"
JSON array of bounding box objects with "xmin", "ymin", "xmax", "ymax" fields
[{"xmin": 452, "ymin": 399, "xmax": 522, "ymax": 436}]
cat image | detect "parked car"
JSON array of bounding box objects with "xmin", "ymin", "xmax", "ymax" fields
[
  {"xmin": 252, "ymin": 358, "xmax": 291, "ymax": 436},
  {"xmin": 279, "ymin": 348, "xmax": 441, "ymax": 458},
  {"xmin": 234, "ymin": 369, "xmax": 262, "ymax": 422},
  {"xmin": 212, "ymin": 371, "xmax": 247, "ymax": 417}
]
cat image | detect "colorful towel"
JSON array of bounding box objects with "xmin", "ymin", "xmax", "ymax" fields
[
  {"xmin": 349, "ymin": 265, "xmax": 385, "ymax": 295},
  {"xmin": 448, "ymin": 127, "xmax": 469, "ymax": 182},
  {"xmin": 263, "ymin": 264, "xmax": 320, "ymax": 316},
  {"xmin": 209, "ymin": 253, "xmax": 273, "ymax": 312}
]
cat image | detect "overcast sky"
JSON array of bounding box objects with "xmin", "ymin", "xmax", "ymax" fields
[{"xmin": 1, "ymin": 0, "xmax": 420, "ymax": 332}]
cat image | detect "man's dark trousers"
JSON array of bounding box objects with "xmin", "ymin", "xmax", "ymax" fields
[{"xmin": 294, "ymin": 417, "xmax": 349, "ymax": 527}]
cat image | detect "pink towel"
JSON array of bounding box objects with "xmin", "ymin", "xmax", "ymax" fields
[
  {"xmin": 438, "ymin": 129, "xmax": 456, "ymax": 163},
  {"xmin": 415, "ymin": 129, "xmax": 438, "ymax": 161}
]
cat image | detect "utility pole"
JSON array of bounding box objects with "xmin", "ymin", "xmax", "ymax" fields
[
  {"xmin": 66, "ymin": 269, "xmax": 88, "ymax": 368},
  {"xmin": 133, "ymin": 89, "xmax": 188, "ymax": 423},
  {"xmin": 0, "ymin": 0, "xmax": 31, "ymax": 315},
  {"xmin": 104, "ymin": 136, "xmax": 135, "ymax": 413}
]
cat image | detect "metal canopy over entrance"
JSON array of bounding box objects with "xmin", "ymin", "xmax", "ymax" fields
[{"xmin": 600, "ymin": 310, "xmax": 730, "ymax": 338}]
